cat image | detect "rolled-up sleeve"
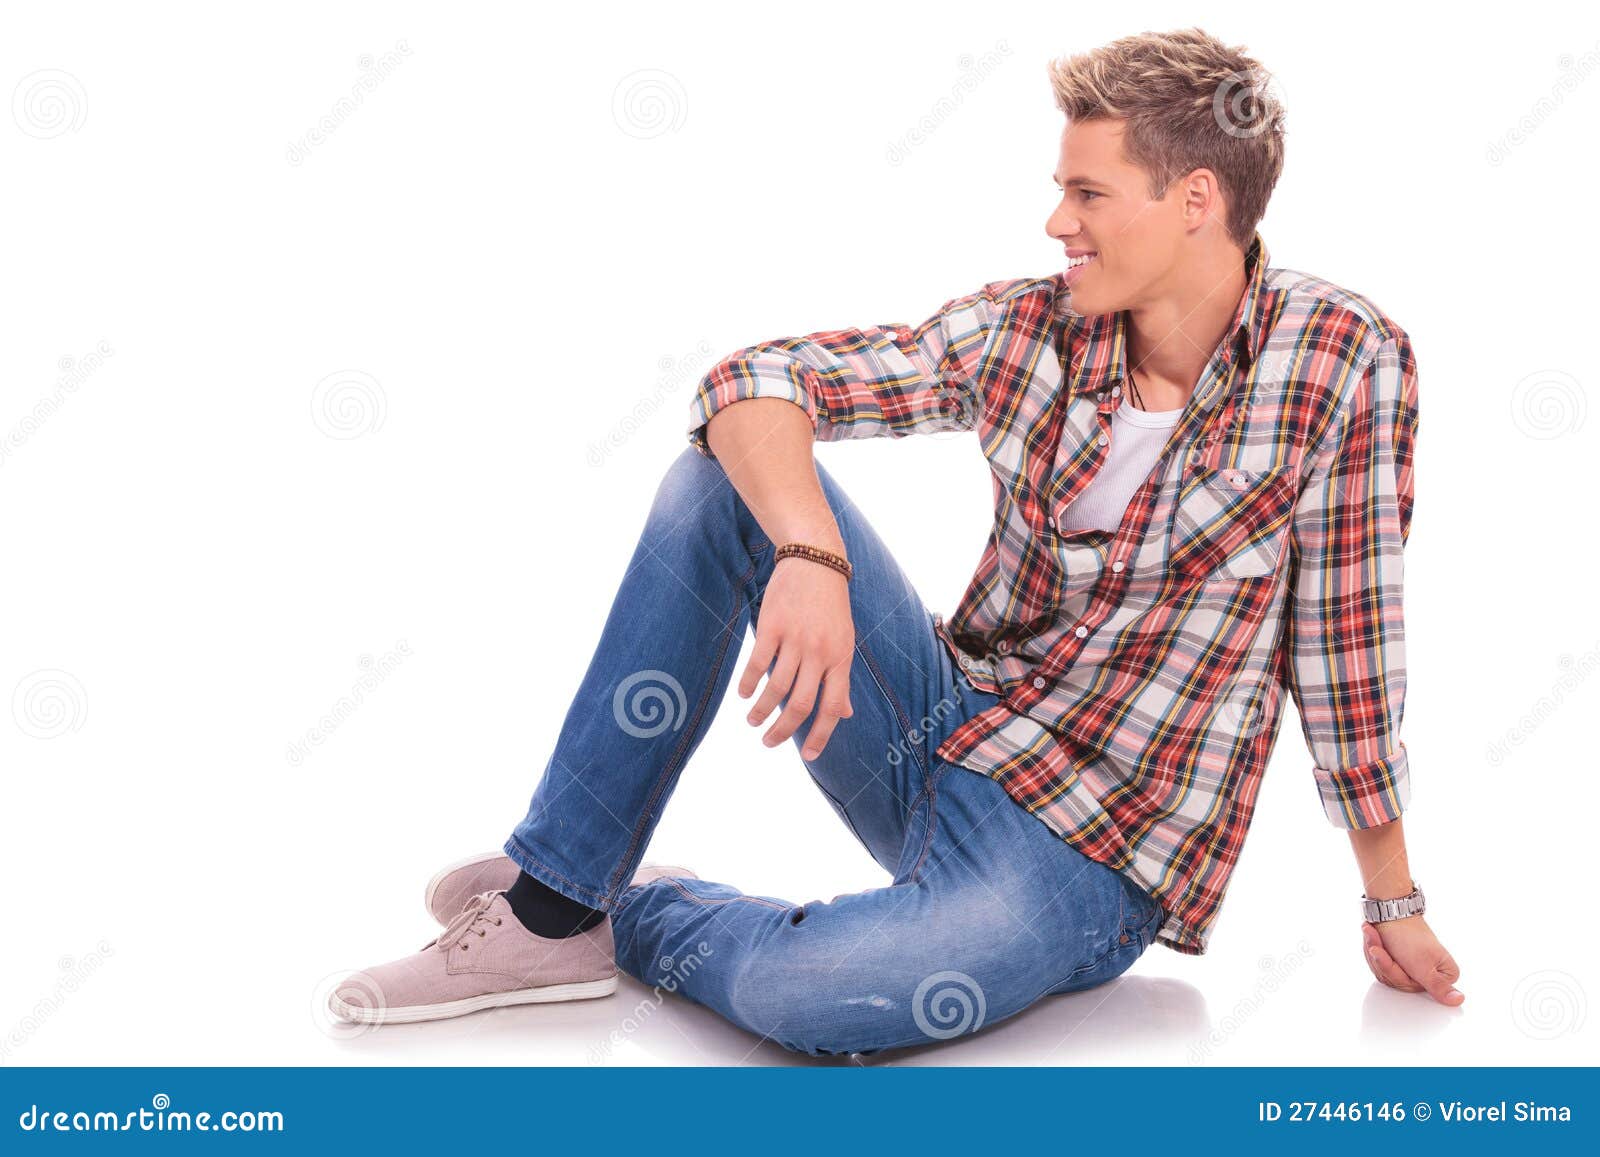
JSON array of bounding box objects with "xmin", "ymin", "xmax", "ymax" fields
[
  {"xmin": 686, "ymin": 281, "xmax": 1005, "ymax": 460},
  {"xmin": 1285, "ymin": 333, "xmax": 1420, "ymax": 828}
]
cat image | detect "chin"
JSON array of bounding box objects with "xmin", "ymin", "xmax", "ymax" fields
[{"xmin": 1066, "ymin": 290, "xmax": 1115, "ymax": 318}]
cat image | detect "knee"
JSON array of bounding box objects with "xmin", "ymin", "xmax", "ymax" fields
[{"xmin": 648, "ymin": 446, "xmax": 763, "ymax": 547}]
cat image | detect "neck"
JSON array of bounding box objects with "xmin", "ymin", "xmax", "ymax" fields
[{"xmin": 1122, "ymin": 244, "xmax": 1248, "ymax": 410}]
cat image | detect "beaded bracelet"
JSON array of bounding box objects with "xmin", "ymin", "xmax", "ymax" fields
[{"xmin": 774, "ymin": 542, "xmax": 853, "ymax": 581}]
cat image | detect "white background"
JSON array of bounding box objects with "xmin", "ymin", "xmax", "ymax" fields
[{"xmin": 3, "ymin": 0, "xmax": 1596, "ymax": 1067}]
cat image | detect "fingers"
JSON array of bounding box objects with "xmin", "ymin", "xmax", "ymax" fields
[
  {"xmin": 1426, "ymin": 950, "xmax": 1465, "ymax": 1006},
  {"xmin": 747, "ymin": 647, "xmax": 799, "ymax": 729},
  {"xmin": 799, "ymin": 664, "xmax": 854, "ymax": 760},
  {"xmin": 1362, "ymin": 923, "xmax": 1423, "ymax": 993},
  {"xmin": 763, "ymin": 659, "xmax": 824, "ymax": 748},
  {"xmin": 738, "ymin": 628, "xmax": 778, "ymax": 700}
]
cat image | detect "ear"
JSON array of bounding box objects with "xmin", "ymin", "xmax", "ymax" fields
[{"xmin": 1181, "ymin": 167, "xmax": 1228, "ymax": 234}]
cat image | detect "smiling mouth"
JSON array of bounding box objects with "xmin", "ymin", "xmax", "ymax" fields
[{"xmin": 1066, "ymin": 252, "xmax": 1098, "ymax": 270}]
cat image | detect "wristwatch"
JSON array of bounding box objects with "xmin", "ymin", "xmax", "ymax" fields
[{"xmin": 1361, "ymin": 881, "xmax": 1425, "ymax": 924}]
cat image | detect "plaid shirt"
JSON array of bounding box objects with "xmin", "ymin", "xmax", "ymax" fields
[{"xmin": 687, "ymin": 233, "xmax": 1418, "ymax": 956}]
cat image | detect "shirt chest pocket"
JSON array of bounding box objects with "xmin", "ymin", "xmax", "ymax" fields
[{"xmin": 1166, "ymin": 464, "xmax": 1298, "ymax": 581}]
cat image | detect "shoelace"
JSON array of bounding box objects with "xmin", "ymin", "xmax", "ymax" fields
[{"xmin": 435, "ymin": 891, "xmax": 504, "ymax": 953}]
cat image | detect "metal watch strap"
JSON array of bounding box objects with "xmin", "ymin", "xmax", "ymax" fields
[{"xmin": 1361, "ymin": 882, "xmax": 1425, "ymax": 923}]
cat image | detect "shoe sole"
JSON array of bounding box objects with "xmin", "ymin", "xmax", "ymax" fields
[
  {"xmin": 422, "ymin": 850, "xmax": 510, "ymax": 925},
  {"xmin": 329, "ymin": 975, "xmax": 619, "ymax": 1026}
]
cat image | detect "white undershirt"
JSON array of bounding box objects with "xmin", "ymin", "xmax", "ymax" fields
[{"xmin": 1055, "ymin": 396, "xmax": 1184, "ymax": 533}]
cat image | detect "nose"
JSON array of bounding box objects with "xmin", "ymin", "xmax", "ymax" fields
[{"xmin": 1045, "ymin": 200, "xmax": 1080, "ymax": 242}]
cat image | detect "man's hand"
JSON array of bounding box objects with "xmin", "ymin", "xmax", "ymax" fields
[
  {"xmin": 739, "ymin": 557, "xmax": 854, "ymax": 760},
  {"xmin": 1361, "ymin": 916, "xmax": 1464, "ymax": 1006}
]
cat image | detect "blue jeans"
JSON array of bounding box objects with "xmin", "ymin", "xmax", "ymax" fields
[{"xmin": 505, "ymin": 445, "xmax": 1163, "ymax": 1057}]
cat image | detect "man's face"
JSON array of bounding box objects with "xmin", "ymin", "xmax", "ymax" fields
[{"xmin": 1045, "ymin": 117, "xmax": 1187, "ymax": 316}]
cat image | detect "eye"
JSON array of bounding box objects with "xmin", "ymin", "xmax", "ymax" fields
[{"xmin": 1078, "ymin": 189, "xmax": 1102, "ymax": 202}]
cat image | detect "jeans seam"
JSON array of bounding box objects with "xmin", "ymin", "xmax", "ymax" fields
[
  {"xmin": 1053, "ymin": 935, "xmax": 1131, "ymax": 991},
  {"xmin": 851, "ymin": 634, "xmax": 934, "ymax": 790},
  {"xmin": 900, "ymin": 760, "xmax": 952, "ymax": 884},
  {"xmin": 803, "ymin": 769, "xmax": 875, "ymax": 858},
  {"xmin": 502, "ymin": 837, "xmax": 613, "ymax": 910},
  {"xmin": 602, "ymin": 548, "xmax": 759, "ymax": 906},
  {"xmin": 654, "ymin": 877, "xmax": 788, "ymax": 910},
  {"xmin": 1049, "ymin": 881, "xmax": 1144, "ymax": 991}
]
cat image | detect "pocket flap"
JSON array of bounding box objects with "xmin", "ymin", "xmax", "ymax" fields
[{"xmin": 1168, "ymin": 464, "xmax": 1297, "ymax": 579}]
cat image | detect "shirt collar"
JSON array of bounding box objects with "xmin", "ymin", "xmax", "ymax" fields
[{"xmin": 1057, "ymin": 231, "xmax": 1273, "ymax": 408}]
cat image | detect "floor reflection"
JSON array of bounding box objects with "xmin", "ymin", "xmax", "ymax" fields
[{"xmin": 328, "ymin": 972, "xmax": 1212, "ymax": 1067}]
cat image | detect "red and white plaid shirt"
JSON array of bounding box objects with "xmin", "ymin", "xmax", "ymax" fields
[{"xmin": 688, "ymin": 233, "xmax": 1418, "ymax": 955}]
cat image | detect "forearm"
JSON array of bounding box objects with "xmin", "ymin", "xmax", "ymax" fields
[
  {"xmin": 1347, "ymin": 815, "xmax": 1415, "ymax": 901},
  {"xmin": 705, "ymin": 397, "xmax": 846, "ymax": 555}
]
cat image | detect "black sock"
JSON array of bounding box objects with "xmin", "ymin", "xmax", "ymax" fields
[{"xmin": 503, "ymin": 871, "xmax": 607, "ymax": 939}]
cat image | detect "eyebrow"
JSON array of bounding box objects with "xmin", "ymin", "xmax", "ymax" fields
[{"xmin": 1052, "ymin": 175, "xmax": 1107, "ymax": 189}]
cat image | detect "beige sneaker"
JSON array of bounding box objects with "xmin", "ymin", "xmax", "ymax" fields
[
  {"xmin": 423, "ymin": 854, "xmax": 699, "ymax": 925},
  {"xmin": 423, "ymin": 853, "xmax": 521, "ymax": 926},
  {"xmin": 328, "ymin": 892, "xmax": 617, "ymax": 1026},
  {"xmin": 630, "ymin": 863, "xmax": 698, "ymax": 887}
]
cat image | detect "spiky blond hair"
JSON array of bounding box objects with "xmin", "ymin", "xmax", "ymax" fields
[{"xmin": 1047, "ymin": 27, "xmax": 1286, "ymax": 248}]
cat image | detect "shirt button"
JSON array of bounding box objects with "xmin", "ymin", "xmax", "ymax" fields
[
  {"xmin": 1111, "ymin": 560, "xmax": 1125, "ymax": 573},
  {"xmin": 1032, "ymin": 676, "xmax": 1047, "ymax": 690},
  {"xmin": 1045, "ymin": 516, "xmax": 1055, "ymax": 530},
  {"xmin": 1074, "ymin": 625, "xmax": 1088, "ymax": 638},
  {"xmin": 1097, "ymin": 433, "xmax": 1109, "ymax": 447},
  {"xmin": 998, "ymin": 639, "xmax": 1012, "ymax": 654},
  {"xmin": 1111, "ymin": 386, "xmax": 1122, "ymax": 398}
]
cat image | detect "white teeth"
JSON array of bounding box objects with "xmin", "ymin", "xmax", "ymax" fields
[{"xmin": 1067, "ymin": 253, "xmax": 1097, "ymax": 268}]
